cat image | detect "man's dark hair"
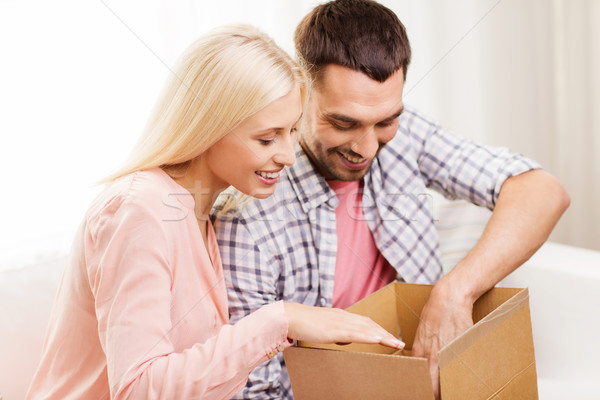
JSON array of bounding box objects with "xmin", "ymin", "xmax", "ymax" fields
[{"xmin": 294, "ymin": 0, "xmax": 411, "ymax": 85}]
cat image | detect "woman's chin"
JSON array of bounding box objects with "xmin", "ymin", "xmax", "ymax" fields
[
  {"xmin": 239, "ymin": 186, "xmax": 276, "ymax": 199},
  {"xmin": 251, "ymin": 190, "xmax": 275, "ymax": 199}
]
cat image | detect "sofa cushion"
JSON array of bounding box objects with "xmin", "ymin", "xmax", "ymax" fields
[{"xmin": 0, "ymin": 252, "xmax": 67, "ymax": 400}]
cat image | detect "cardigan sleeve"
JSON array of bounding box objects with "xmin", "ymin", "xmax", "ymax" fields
[{"xmin": 85, "ymin": 193, "xmax": 291, "ymax": 400}]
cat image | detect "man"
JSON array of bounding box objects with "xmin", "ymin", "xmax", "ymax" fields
[{"xmin": 214, "ymin": 1, "xmax": 570, "ymax": 398}]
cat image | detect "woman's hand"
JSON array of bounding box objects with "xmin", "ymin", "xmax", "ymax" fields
[{"xmin": 283, "ymin": 302, "xmax": 405, "ymax": 350}]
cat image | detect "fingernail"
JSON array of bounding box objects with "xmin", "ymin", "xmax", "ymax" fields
[{"xmin": 392, "ymin": 339, "xmax": 405, "ymax": 347}]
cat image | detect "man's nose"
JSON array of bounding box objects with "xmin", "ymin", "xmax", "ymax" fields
[{"xmin": 350, "ymin": 128, "xmax": 379, "ymax": 159}]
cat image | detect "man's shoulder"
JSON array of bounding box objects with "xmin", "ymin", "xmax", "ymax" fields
[
  {"xmin": 397, "ymin": 106, "xmax": 440, "ymax": 139},
  {"xmin": 379, "ymin": 105, "xmax": 446, "ymax": 160},
  {"xmin": 377, "ymin": 106, "xmax": 426, "ymax": 158}
]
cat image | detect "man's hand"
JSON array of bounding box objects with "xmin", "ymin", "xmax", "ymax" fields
[{"xmin": 412, "ymin": 277, "xmax": 475, "ymax": 400}]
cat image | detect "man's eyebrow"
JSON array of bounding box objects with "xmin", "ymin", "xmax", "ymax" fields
[
  {"xmin": 325, "ymin": 106, "xmax": 404, "ymax": 124},
  {"xmin": 325, "ymin": 113, "xmax": 358, "ymax": 123},
  {"xmin": 381, "ymin": 107, "xmax": 404, "ymax": 122}
]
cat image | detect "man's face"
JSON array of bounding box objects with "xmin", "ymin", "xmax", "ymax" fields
[{"xmin": 300, "ymin": 64, "xmax": 405, "ymax": 181}]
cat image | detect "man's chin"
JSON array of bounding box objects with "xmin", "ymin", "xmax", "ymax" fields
[
  {"xmin": 307, "ymin": 150, "xmax": 370, "ymax": 181},
  {"xmin": 329, "ymin": 166, "xmax": 369, "ymax": 181}
]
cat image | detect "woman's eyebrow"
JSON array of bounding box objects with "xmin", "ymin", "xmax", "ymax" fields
[{"xmin": 255, "ymin": 113, "xmax": 304, "ymax": 134}]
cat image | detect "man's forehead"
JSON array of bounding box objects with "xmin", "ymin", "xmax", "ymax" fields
[
  {"xmin": 311, "ymin": 66, "xmax": 405, "ymax": 123},
  {"xmin": 312, "ymin": 64, "xmax": 404, "ymax": 103}
]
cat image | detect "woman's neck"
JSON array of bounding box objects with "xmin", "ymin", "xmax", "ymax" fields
[{"xmin": 167, "ymin": 158, "xmax": 227, "ymax": 244}]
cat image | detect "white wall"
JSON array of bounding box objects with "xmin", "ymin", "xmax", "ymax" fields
[
  {"xmin": 0, "ymin": 0, "xmax": 597, "ymax": 269},
  {"xmin": 392, "ymin": 0, "xmax": 600, "ymax": 251}
]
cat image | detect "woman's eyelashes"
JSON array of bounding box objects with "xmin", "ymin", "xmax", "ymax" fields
[
  {"xmin": 258, "ymin": 138, "xmax": 275, "ymax": 146},
  {"xmin": 258, "ymin": 127, "xmax": 298, "ymax": 145}
]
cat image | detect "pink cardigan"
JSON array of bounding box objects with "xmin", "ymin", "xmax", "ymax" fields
[{"xmin": 26, "ymin": 169, "xmax": 290, "ymax": 399}]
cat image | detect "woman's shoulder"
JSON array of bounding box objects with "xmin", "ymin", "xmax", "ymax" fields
[{"xmin": 85, "ymin": 169, "xmax": 191, "ymax": 228}]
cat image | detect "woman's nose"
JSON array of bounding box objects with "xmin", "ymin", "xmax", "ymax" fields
[{"xmin": 273, "ymin": 134, "xmax": 296, "ymax": 167}]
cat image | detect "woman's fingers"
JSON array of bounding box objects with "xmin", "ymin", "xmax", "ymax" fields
[
  {"xmin": 284, "ymin": 303, "xmax": 405, "ymax": 349},
  {"xmin": 341, "ymin": 313, "xmax": 405, "ymax": 349},
  {"xmin": 357, "ymin": 320, "xmax": 405, "ymax": 349},
  {"xmin": 378, "ymin": 334, "xmax": 405, "ymax": 350}
]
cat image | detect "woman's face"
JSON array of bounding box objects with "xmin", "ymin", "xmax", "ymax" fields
[{"xmin": 203, "ymin": 85, "xmax": 302, "ymax": 199}]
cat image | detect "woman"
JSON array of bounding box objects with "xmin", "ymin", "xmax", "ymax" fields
[{"xmin": 26, "ymin": 25, "xmax": 404, "ymax": 399}]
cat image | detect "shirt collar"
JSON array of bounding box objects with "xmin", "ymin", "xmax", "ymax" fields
[{"xmin": 287, "ymin": 143, "xmax": 338, "ymax": 213}]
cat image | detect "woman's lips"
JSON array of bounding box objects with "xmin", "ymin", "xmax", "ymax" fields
[{"xmin": 255, "ymin": 170, "xmax": 281, "ymax": 185}]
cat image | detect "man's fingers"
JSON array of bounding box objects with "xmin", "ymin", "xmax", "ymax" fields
[
  {"xmin": 429, "ymin": 356, "xmax": 441, "ymax": 400},
  {"xmin": 411, "ymin": 337, "xmax": 424, "ymax": 357},
  {"xmin": 411, "ymin": 324, "xmax": 433, "ymax": 358}
]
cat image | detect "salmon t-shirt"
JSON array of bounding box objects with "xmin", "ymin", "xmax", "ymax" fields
[{"xmin": 328, "ymin": 180, "xmax": 398, "ymax": 309}]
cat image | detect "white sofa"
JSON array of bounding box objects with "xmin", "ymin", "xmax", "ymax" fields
[
  {"xmin": 500, "ymin": 242, "xmax": 600, "ymax": 399},
  {"xmin": 1, "ymin": 200, "xmax": 599, "ymax": 399},
  {"xmin": 435, "ymin": 198, "xmax": 600, "ymax": 399},
  {"xmin": 0, "ymin": 250, "xmax": 67, "ymax": 400}
]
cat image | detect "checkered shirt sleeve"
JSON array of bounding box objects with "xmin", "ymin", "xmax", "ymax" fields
[{"xmin": 401, "ymin": 108, "xmax": 541, "ymax": 208}]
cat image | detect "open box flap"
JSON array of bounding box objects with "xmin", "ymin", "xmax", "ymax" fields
[{"xmin": 438, "ymin": 288, "xmax": 538, "ymax": 399}]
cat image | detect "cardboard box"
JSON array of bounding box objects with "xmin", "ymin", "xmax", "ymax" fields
[{"xmin": 284, "ymin": 283, "xmax": 538, "ymax": 399}]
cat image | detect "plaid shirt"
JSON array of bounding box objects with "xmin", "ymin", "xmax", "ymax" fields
[{"xmin": 213, "ymin": 106, "xmax": 540, "ymax": 399}]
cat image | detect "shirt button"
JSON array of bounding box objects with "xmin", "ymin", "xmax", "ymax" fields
[
  {"xmin": 268, "ymin": 352, "xmax": 276, "ymax": 359},
  {"xmin": 278, "ymin": 344, "xmax": 285, "ymax": 352}
]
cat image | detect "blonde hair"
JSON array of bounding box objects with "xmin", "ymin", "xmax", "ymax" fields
[{"xmin": 107, "ymin": 24, "xmax": 305, "ymax": 181}]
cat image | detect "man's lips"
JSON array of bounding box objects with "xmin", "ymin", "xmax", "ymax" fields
[{"xmin": 338, "ymin": 152, "xmax": 370, "ymax": 170}]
